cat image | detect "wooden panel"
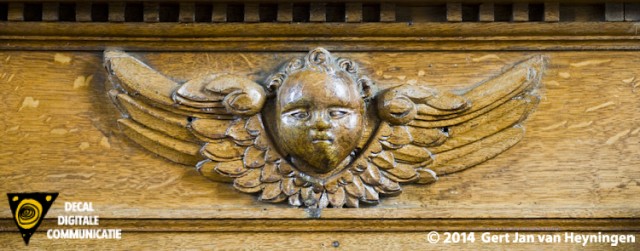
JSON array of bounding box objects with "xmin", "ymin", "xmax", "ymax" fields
[
  {"xmin": 1, "ymin": 3, "xmax": 639, "ymax": 248},
  {"xmin": 2, "ymin": 232, "xmax": 639, "ymax": 250},
  {"xmin": 1, "ymin": 51, "xmax": 639, "ymax": 220},
  {"xmin": 4, "ymin": 22, "xmax": 640, "ymax": 51},
  {"xmin": 3, "ymin": 218, "xmax": 639, "ymax": 232}
]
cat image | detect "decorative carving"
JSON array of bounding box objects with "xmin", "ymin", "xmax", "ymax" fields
[{"xmin": 105, "ymin": 48, "xmax": 545, "ymax": 208}]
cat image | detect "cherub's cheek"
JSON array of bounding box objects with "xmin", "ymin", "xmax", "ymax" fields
[
  {"xmin": 281, "ymin": 117, "xmax": 307, "ymax": 129},
  {"xmin": 289, "ymin": 125, "xmax": 309, "ymax": 136},
  {"xmin": 339, "ymin": 115, "xmax": 361, "ymax": 129}
]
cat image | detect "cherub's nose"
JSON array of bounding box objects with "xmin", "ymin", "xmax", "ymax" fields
[{"xmin": 312, "ymin": 112, "xmax": 331, "ymax": 130}]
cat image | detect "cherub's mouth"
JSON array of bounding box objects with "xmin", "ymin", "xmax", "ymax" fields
[
  {"xmin": 312, "ymin": 139, "xmax": 333, "ymax": 144},
  {"xmin": 311, "ymin": 133, "xmax": 334, "ymax": 144}
]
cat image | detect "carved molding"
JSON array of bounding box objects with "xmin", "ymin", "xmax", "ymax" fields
[{"xmin": 105, "ymin": 48, "xmax": 545, "ymax": 208}]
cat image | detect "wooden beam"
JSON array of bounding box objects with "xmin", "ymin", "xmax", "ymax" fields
[
  {"xmin": 277, "ymin": 3, "xmax": 292, "ymax": 22},
  {"xmin": 512, "ymin": 3, "xmax": 528, "ymax": 22},
  {"xmin": 109, "ymin": 2, "xmax": 125, "ymax": 22},
  {"xmin": 179, "ymin": 3, "xmax": 195, "ymax": 23},
  {"xmin": 605, "ymin": 3, "xmax": 624, "ymax": 22},
  {"xmin": 212, "ymin": 3, "xmax": 226, "ymax": 22},
  {"xmin": 447, "ymin": 3, "xmax": 462, "ymax": 22},
  {"xmin": 479, "ymin": 3, "xmax": 494, "ymax": 22},
  {"xmin": 244, "ymin": 3, "xmax": 259, "ymax": 22},
  {"xmin": 346, "ymin": 3, "xmax": 362, "ymax": 23},
  {"xmin": 42, "ymin": 2, "xmax": 59, "ymax": 22},
  {"xmin": 76, "ymin": 2, "xmax": 92, "ymax": 22},
  {"xmin": 544, "ymin": 2, "xmax": 560, "ymax": 22},
  {"xmin": 310, "ymin": 3, "xmax": 325, "ymax": 22},
  {"xmin": 8, "ymin": 3, "xmax": 24, "ymax": 21},
  {"xmin": 625, "ymin": 4, "xmax": 640, "ymax": 21},
  {"xmin": 380, "ymin": 3, "xmax": 395, "ymax": 22},
  {"xmin": 143, "ymin": 2, "xmax": 159, "ymax": 23}
]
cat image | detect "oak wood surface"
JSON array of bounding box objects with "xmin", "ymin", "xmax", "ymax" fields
[
  {"xmin": 1, "ymin": 232, "xmax": 638, "ymax": 250},
  {"xmin": 1, "ymin": 51, "xmax": 639, "ymax": 220},
  {"xmin": 3, "ymin": 218, "xmax": 640, "ymax": 232},
  {"xmin": 3, "ymin": 22, "xmax": 640, "ymax": 51}
]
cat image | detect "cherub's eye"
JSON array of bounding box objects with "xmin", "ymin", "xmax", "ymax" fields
[
  {"xmin": 329, "ymin": 109, "xmax": 350, "ymax": 119},
  {"xmin": 290, "ymin": 111, "xmax": 309, "ymax": 120}
]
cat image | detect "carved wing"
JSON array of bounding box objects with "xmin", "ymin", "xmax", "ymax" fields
[
  {"xmin": 341, "ymin": 56, "xmax": 545, "ymax": 206},
  {"xmin": 105, "ymin": 51, "xmax": 293, "ymax": 203}
]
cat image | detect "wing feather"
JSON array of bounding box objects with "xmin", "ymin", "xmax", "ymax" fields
[
  {"xmin": 189, "ymin": 119, "xmax": 232, "ymax": 141},
  {"xmin": 201, "ymin": 139, "xmax": 246, "ymax": 161},
  {"xmin": 414, "ymin": 56, "xmax": 541, "ymax": 123},
  {"xmin": 430, "ymin": 127, "xmax": 525, "ymax": 175},
  {"xmin": 195, "ymin": 160, "xmax": 235, "ymax": 182},
  {"xmin": 105, "ymin": 50, "xmax": 179, "ymax": 106},
  {"xmin": 114, "ymin": 93, "xmax": 198, "ymax": 142},
  {"xmin": 429, "ymin": 97, "xmax": 536, "ymax": 154},
  {"xmin": 354, "ymin": 55, "xmax": 544, "ymax": 197},
  {"xmin": 117, "ymin": 119, "xmax": 201, "ymax": 165}
]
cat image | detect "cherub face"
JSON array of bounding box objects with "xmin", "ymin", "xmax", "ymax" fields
[{"xmin": 276, "ymin": 70, "xmax": 364, "ymax": 173}]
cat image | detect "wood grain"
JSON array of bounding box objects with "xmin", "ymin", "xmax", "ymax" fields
[
  {"xmin": 277, "ymin": 3, "xmax": 293, "ymax": 22},
  {"xmin": 7, "ymin": 3, "xmax": 24, "ymax": 21},
  {"xmin": 479, "ymin": 3, "xmax": 494, "ymax": 22},
  {"xmin": 544, "ymin": 2, "xmax": 561, "ymax": 22},
  {"xmin": 2, "ymin": 22, "xmax": 640, "ymax": 51},
  {"xmin": 346, "ymin": 3, "xmax": 362, "ymax": 23},
  {"xmin": 513, "ymin": 3, "xmax": 529, "ymax": 21},
  {"xmin": 1, "ymin": 51, "xmax": 639, "ymax": 220},
  {"xmin": 178, "ymin": 3, "xmax": 195, "ymax": 23},
  {"xmin": 3, "ymin": 218, "xmax": 640, "ymax": 232},
  {"xmin": 446, "ymin": 3, "xmax": 462, "ymax": 22},
  {"xmin": 42, "ymin": 3, "xmax": 59, "ymax": 22},
  {"xmin": 1, "ymin": 232, "xmax": 638, "ymax": 250},
  {"xmin": 108, "ymin": 2, "xmax": 125, "ymax": 22}
]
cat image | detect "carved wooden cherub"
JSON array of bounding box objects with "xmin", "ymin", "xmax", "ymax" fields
[
  {"xmin": 266, "ymin": 50, "xmax": 374, "ymax": 176},
  {"xmin": 105, "ymin": 48, "xmax": 545, "ymax": 208}
]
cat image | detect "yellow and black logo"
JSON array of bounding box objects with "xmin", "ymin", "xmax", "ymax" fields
[{"xmin": 7, "ymin": 193, "xmax": 58, "ymax": 245}]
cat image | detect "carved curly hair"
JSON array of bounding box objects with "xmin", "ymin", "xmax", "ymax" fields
[{"xmin": 265, "ymin": 47, "xmax": 377, "ymax": 100}]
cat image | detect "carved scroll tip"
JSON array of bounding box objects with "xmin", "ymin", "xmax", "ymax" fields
[
  {"xmin": 524, "ymin": 54, "xmax": 548, "ymax": 70},
  {"xmin": 103, "ymin": 49, "xmax": 130, "ymax": 60},
  {"xmin": 103, "ymin": 50, "xmax": 132, "ymax": 74}
]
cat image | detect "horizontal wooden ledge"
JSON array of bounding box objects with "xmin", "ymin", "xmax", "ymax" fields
[
  {"xmin": 1, "ymin": 22, "xmax": 640, "ymax": 38},
  {"xmin": 1, "ymin": 218, "xmax": 639, "ymax": 232},
  {"xmin": 4, "ymin": 39, "xmax": 640, "ymax": 51},
  {"xmin": 3, "ymin": 22, "xmax": 640, "ymax": 51}
]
